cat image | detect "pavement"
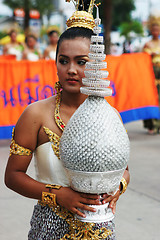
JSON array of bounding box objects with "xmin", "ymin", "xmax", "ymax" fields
[{"xmin": 0, "ymin": 120, "xmax": 160, "ymax": 240}]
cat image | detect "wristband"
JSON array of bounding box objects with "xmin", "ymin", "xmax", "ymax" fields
[
  {"xmin": 45, "ymin": 184, "xmax": 62, "ymax": 192},
  {"xmin": 42, "ymin": 192, "xmax": 57, "ymax": 207},
  {"xmin": 120, "ymin": 178, "xmax": 127, "ymax": 195}
]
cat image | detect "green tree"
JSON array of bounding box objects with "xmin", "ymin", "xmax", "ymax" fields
[
  {"xmin": 3, "ymin": 0, "xmax": 54, "ymax": 30},
  {"xmin": 112, "ymin": 0, "xmax": 135, "ymax": 29},
  {"xmin": 101, "ymin": 0, "xmax": 136, "ymax": 53},
  {"xmin": 120, "ymin": 20, "xmax": 143, "ymax": 40}
]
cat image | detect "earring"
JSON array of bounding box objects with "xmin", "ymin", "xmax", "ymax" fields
[{"xmin": 54, "ymin": 81, "xmax": 62, "ymax": 95}]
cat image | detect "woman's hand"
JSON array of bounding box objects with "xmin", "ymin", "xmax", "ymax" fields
[
  {"xmin": 56, "ymin": 187, "xmax": 101, "ymax": 218},
  {"xmin": 101, "ymin": 190, "xmax": 120, "ymax": 215}
]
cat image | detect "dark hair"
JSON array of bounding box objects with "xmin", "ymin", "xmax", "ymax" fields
[
  {"xmin": 9, "ymin": 29, "xmax": 17, "ymax": 36},
  {"xmin": 48, "ymin": 30, "xmax": 59, "ymax": 37},
  {"xmin": 25, "ymin": 33, "xmax": 37, "ymax": 44},
  {"xmin": 56, "ymin": 27, "xmax": 93, "ymax": 61},
  {"xmin": 151, "ymin": 23, "xmax": 160, "ymax": 28}
]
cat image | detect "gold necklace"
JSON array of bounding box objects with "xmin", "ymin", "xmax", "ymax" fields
[{"xmin": 54, "ymin": 92, "xmax": 66, "ymax": 132}]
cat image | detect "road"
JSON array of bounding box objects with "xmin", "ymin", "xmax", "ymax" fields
[{"xmin": 0, "ymin": 120, "xmax": 160, "ymax": 240}]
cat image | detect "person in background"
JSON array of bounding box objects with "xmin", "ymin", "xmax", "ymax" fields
[
  {"xmin": 143, "ymin": 17, "xmax": 160, "ymax": 134},
  {"xmin": 22, "ymin": 33, "xmax": 42, "ymax": 61},
  {"xmin": 43, "ymin": 27, "xmax": 59, "ymax": 60},
  {"xmin": 110, "ymin": 42, "xmax": 123, "ymax": 56},
  {"xmin": 3, "ymin": 29, "xmax": 23, "ymax": 60}
]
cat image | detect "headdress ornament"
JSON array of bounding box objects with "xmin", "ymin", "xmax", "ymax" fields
[
  {"xmin": 148, "ymin": 10, "xmax": 160, "ymax": 30},
  {"xmin": 65, "ymin": 0, "xmax": 96, "ymax": 30},
  {"xmin": 80, "ymin": 5, "xmax": 112, "ymax": 97},
  {"xmin": 47, "ymin": 25, "xmax": 60, "ymax": 35}
]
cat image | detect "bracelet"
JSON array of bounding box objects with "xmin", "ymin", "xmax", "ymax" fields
[
  {"xmin": 42, "ymin": 192, "xmax": 57, "ymax": 207},
  {"xmin": 45, "ymin": 184, "xmax": 62, "ymax": 192},
  {"xmin": 120, "ymin": 178, "xmax": 128, "ymax": 195},
  {"xmin": 41, "ymin": 184, "xmax": 62, "ymax": 207}
]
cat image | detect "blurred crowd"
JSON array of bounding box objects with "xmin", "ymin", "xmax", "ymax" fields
[
  {"xmin": 0, "ymin": 26, "xmax": 59, "ymax": 61},
  {"xmin": 0, "ymin": 22, "xmax": 159, "ymax": 134}
]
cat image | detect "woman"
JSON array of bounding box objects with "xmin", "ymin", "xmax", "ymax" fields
[
  {"xmin": 3, "ymin": 29, "xmax": 23, "ymax": 60},
  {"xmin": 5, "ymin": 1, "xmax": 130, "ymax": 239},
  {"xmin": 22, "ymin": 33, "xmax": 42, "ymax": 61},
  {"xmin": 43, "ymin": 28, "xmax": 59, "ymax": 60},
  {"xmin": 143, "ymin": 22, "xmax": 160, "ymax": 134}
]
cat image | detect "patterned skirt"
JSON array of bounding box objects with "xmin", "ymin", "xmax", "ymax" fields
[{"xmin": 28, "ymin": 202, "xmax": 116, "ymax": 240}]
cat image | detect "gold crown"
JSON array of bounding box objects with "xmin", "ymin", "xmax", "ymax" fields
[
  {"xmin": 148, "ymin": 15, "xmax": 160, "ymax": 30},
  {"xmin": 47, "ymin": 25, "xmax": 60, "ymax": 35},
  {"xmin": 66, "ymin": 0, "xmax": 96, "ymax": 30},
  {"xmin": 66, "ymin": 11, "xmax": 95, "ymax": 30}
]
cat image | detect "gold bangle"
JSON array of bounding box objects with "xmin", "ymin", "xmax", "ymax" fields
[
  {"xmin": 42, "ymin": 192, "xmax": 57, "ymax": 207},
  {"xmin": 45, "ymin": 184, "xmax": 62, "ymax": 192},
  {"xmin": 120, "ymin": 178, "xmax": 128, "ymax": 195}
]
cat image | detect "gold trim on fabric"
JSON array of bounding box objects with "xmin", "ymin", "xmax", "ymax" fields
[
  {"xmin": 43, "ymin": 126, "xmax": 61, "ymax": 159},
  {"xmin": 38, "ymin": 201, "xmax": 112, "ymax": 239},
  {"xmin": 10, "ymin": 128, "xmax": 32, "ymax": 157}
]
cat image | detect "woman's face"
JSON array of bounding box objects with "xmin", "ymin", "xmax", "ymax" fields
[
  {"xmin": 49, "ymin": 32, "xmax": 59, "ymax": 45},
  {"xmin": 151, "ymin": 25, "xmax": 160, "ymax": 39},
  {"xmin": 56, "ymin": 37, "xmax": 90, "ymax": 94},
  {"xmin": 27, "ymin": 36, "xmax": 37, "ymax": 48},
  {"xmin": 10, "ymin": 31, "xmax": 17, "ymax": 42}
]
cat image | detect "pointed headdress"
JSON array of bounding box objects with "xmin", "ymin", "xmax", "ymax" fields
[{"xmin": 66, "ymin": 0, "xmax": 96, "ymax": 30}]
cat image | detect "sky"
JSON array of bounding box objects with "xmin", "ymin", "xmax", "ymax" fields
[
  {"xmin": 132, "ymin": 0, "xmax": 160, "ymax": 21},
  {"xmin": 0, "ymin": 0, "xmax": 12, "ymax": 16}
]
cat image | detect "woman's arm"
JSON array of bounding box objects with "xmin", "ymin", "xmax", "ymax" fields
[
  {"xmin": 5, "ymin": 103, "xmax": 44, "ymax": 199},
  {"xmin": 4, "ymin": 102, "xmax": 101, "ymax": 218},
  {"xmin": 43, "ymin": 47, "xmax": 49, "ymax": 59},
  {"xmin": 3, "ymin": 44, "xmax": 8, "ymax": 55}
]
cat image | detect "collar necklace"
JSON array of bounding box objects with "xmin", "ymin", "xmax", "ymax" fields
[{"xmin": 54, "ymin": 92, "xmax": 66, "ymax": 132}]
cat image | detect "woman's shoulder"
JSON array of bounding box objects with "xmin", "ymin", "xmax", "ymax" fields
[
  {"xmin": 25, "ymin": 96, "xmax": 56, "ymax": 115},
  {"xmin": 143, "ymin": 41, "xmax": 152, "ymax": 49},
  {"xmin": 14, "ymin": 96, "xmax": 56, "ymax": 149},
  {"xmin": 17, "ymin": 96, "xmax": 56, "ymax": 126}
]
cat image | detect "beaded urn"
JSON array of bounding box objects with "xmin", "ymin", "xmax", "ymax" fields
[{"xmin": 60, "ymin": 9, "xmax": 130, "ymax": 202}]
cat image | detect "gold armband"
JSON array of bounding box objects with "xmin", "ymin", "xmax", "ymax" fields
[
  {"xmin": 120, "ymin": 178, "xmax": 128, "ymax": 195},
  {"xmin": 42, "ymin": 192, "xmax": 57, "ymax": 207},
  {"xmin": 9, "ymin": 128, "xmax": 32, "ymax": 157}
]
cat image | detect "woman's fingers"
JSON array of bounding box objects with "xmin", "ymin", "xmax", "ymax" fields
[
  {"xmin": 71, "ymin": 203, "xmax": 97, "ymax": 217},
  {"xmin": 109, "ymin": 200, "xmax": 117, "ymax": 214},
  {"xmin": 71, "ymin": 207, "xmax": 86, "ymax": 218},
  {"xmin": 77, "ymin": 203, "xmax": 97, "ymax": 213},
  {"xmin": 81, "ymin": 197, "xmax": 102, "ymax": 205},
  {"xmin": 80, "ymin": 193, "xmax": 100, "ymax": 200},
  {"xmin": 102, "ymin": 191, "xmax": 120, "ymax": 204}
]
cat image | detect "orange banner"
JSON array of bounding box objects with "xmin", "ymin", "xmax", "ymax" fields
[
  {"xmin": 106, "ymin": 53, "xmax": 159, "ymax": 111},
  {"xmin": 0, "ymin": 60, "xmax": 58, "ymax": 136},
  {"xmin": 0, "ymin": 53, "xmax": 159, "ymax": 139}
]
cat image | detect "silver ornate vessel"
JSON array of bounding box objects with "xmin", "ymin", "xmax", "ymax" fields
[{"xmin": 60, "ymin": 7, "xmax": 130, "ymax": 222}]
